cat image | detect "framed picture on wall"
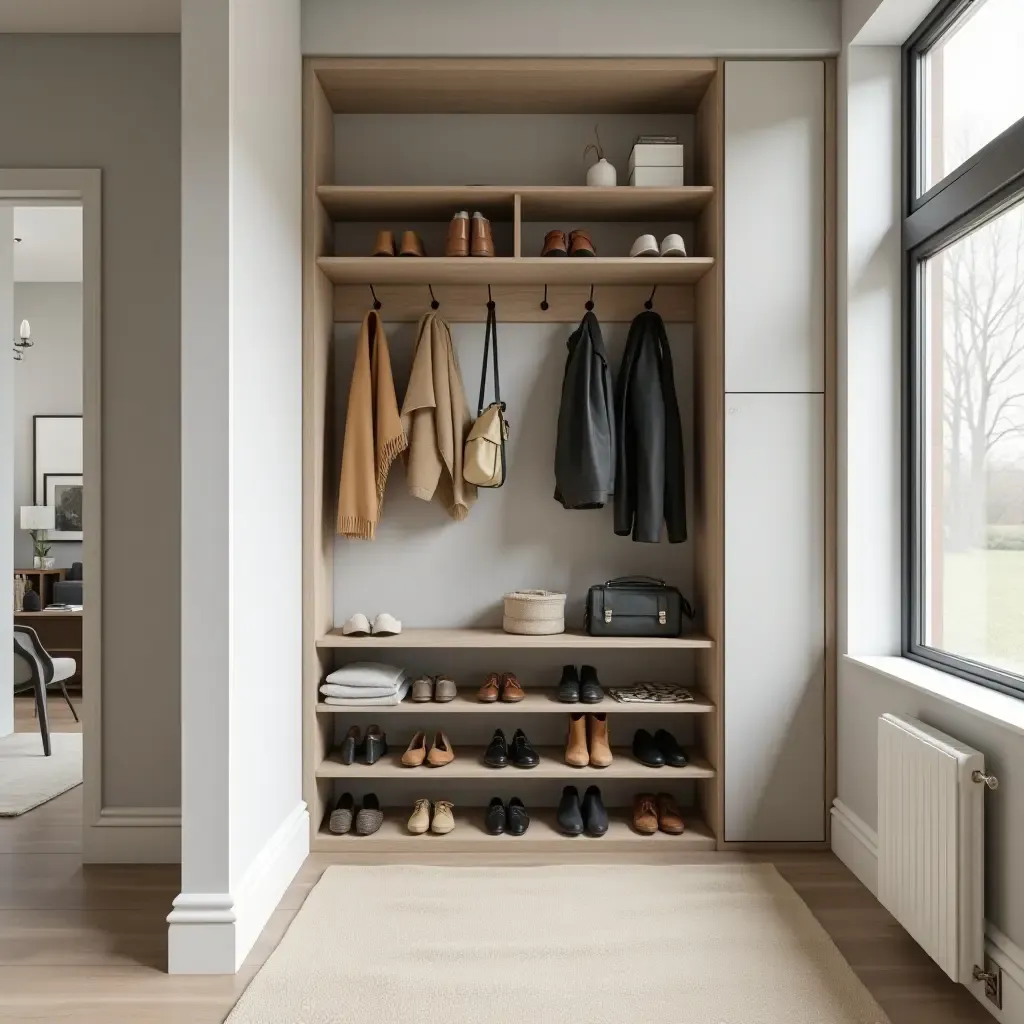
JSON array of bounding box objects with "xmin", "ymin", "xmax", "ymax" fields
[
  {"xmin": 33, "ymin": 414, "xmax": 83, "ymax": 506},
  {"xmin": 43, "ymin": 473, "xmax": 83, "ymax": 542}
]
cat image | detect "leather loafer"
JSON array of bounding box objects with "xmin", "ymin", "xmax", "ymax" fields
[
  {"xmin": 557, "ymin": 664, "xmax": 580, "ymax": 703},
  {"xmin": 582, "ymin": 785, "xmax": 609, "ymax": 836},
  {"xmin": 541, "ymin": 229, "xmax": 568, "ymax": 257},
  {"xmin": 483, "ymin": 728, "xmax": 509, "ymax": 768},
  {"xmin": 338, "ymin": 725, "xmax": 360, "ymax": 765},
  {"xmin": 579, "ymin": 664, "xmax": 603, "ymax": 704},
  {"xmin": 485, "ymin": 796, "xmax": 506, "ymax": 834},
  {"xmin": 510, "ymin": 728, "xmax": 539, "ymax": 768},
  {"xmin": 569, "ymin": 229, "xmax": 596, "ymax": 257},
  {"xmin": 632, "ymin": 728, "xmax": 664, "ymax": 768},
  {"xmin": 363, "ymin": 725, "xmax": 387, "ymax": 765},
  {"xmin": 557, "ymin": 785, "xmax": 584, "ymax": 835},
  {"xmin": 506, "ymin": 797, "xmax": 530, "ymax": 836},
  {"xmin": 654, "ymin": 729, "xmax": 688, "ymax": 767}
]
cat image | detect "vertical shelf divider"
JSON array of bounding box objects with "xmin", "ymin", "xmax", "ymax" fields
[{"xmin": 513, "ymin": 193, "xmax": 523, "ymax": 258}]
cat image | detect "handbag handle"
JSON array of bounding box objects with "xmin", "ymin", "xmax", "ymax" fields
[
  {"xmin": 477, "ymin": 300, "xmax": 503, "ymax": 417},
  {"xmin": 604, "ymin": 575, "xmax": 667, "ymax": 587}
]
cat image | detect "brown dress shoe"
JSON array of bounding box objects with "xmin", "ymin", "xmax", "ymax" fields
[
  {"xmin": 401, "ymin": 730, "xmax": 427, "ymax": 767},
  {"xmin": 398, "ymin": 230, "xmax": 425, "ymax": 257},
  {"xmin": 372, "ymin": 230, "xmax": 396, "ymax": 256},
  {"xmin": 569, "ymin": 229, "xmax": 596, "ymax": 257},
  {"xmin": 501, "ymin": 673, "xmax": 525, "ymax": 703},
  {"xmin": 541, "ymin": 230, "xmax": 568, "ymax": 257},
  {"xmin": 632, "ymin": 793, "xmax": 659, "ymax": 835},
  {"xmin": 587, "ymin": 713, "xmax": 613, "ymax": 768},
  {"xmin": 656, "ymin": 792, "xmax": 686, "ymax": 835},
  {"xmin": 426, "ymin": 731, "xmax": 455, "ymax": 767},
  {"xmin": 565, "ymin": 713, "xmax": 589, "ymax": 767},
  {"xmin": 446, "ymin": 211, "xmax": 470, "ymax": 257},
  {"xmin": 470, "ymin": 212, "xmax": 494, "ymax": 257},
  {"xmin": 477, "ymin": 672, "xmax": 500, "ymax": 703}
]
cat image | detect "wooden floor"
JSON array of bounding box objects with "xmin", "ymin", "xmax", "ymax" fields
[{"xmin": 0, "ymin": 697, "xmax": 990, "ymax": 1023}]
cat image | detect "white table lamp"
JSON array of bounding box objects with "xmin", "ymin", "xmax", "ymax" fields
[{"xmin": 20, "ymin": 505, "xmax": 55, "ymax": 568}]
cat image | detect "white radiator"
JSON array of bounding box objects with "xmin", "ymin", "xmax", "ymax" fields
[{"xmin": 877, "ymin": 714, "xmax": 991, "ymax": 984}]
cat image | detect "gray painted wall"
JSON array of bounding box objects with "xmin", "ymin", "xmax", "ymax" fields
[
  {"xmin": 12, "ymin": 283, "xmax": 83, "ymax": 571},
  {"xmin": 0, "ymin": 35, "xmax": 181, "ymax": 810},
  {"xmin": 0, "ymin": 208, "xmax": 12, "ymax": 737}
]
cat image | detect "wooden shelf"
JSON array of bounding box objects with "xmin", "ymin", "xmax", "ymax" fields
[
  {"xmin": 316, "ymin": 627, "xmax": 713, "ymax": 649},
  {"xmin": 317, "ymin": 746, "xmax": 715, "ymax": 780},
  {"xmin": 317, "ymin": 691, "xmax": 715, "ymax": 714},
  {"xmin": 314, "ymin": 809, "xmax": 717, "ymax": 853},
  {"xmin": 316, "ymin": 256, "xmax": 715, "ymax": 287}
]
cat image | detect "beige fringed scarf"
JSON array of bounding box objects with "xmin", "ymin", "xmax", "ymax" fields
[
  {"xmin": 337, "ymin": 311, "xmax": 408, "ymax": 539},
  {"xmin": 400, "ymin": 312, "xmax": 477, "ymax": 520}
]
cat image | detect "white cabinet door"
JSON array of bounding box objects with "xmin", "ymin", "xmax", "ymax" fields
[
  {"xmin": 724, "ymin": 393, "xmax": 825, "ymax": 842},
  {"xmin": 725, "ymin": 61, "xmax": 825, "ymax": 393}
]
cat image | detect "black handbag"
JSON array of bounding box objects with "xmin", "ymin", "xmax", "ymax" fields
[{"xmin": 584, "ymin": 576, "xmax": 694, "ymax": 638}]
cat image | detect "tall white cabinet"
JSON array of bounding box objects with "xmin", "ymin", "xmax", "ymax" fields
[{"xmin": 723, "ymin": 61, "xmax": 827, "ymax": 842}]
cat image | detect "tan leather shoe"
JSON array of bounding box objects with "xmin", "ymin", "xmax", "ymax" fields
[
  {"xmin": 541, "ymin": 229, "xmax": 568, "ymax": 257},
  {"xmin": 477, "ymin": 672, "xmax": 500, "ymax": 703},
  {"xmin": 399, "ymin": 230, "xmax": 425, "ymax": 257},
  {"xmin": 372, "ymin": 230, "xmax": 396, "ymax": 256},
  {"xmin": 587, "ymin": 713, "xmax": 613, "ymax": 768},
  {"xmin": 407, "ymin": 797, "xmax": 431, "ymax": 834},
  {"xmin": 569, "ymin": 229, "xmax": 596, "ymax": 257},
  {"xmin": 632, "ymin": 793, "xmax": 659, "ymax": 835},
  {"xmin": 426, "ymin": 731, "xmax": 455, "ymax": 767},
  {"xmin": 565, "ymin": 713, "xmax": 589, "ymax": 767},
  {"xmin": 431, "ymin": 800, "xmax": 456, "ymax": 834},
  {"xmin": 656, "ymin": 792, "xmax": 686, "ymax": 835},
  {"xmin": 501, "ymin": 673, "xmax": 525, "ymax": 703},
  {"xmin": 470, "ymin": 212, "xmax": 495, "ymax": 257},
  {"xmin": 401, "ymin": 731, "xmax": 427, "ymax": 767},
  {"xmin": 445, "ymin": 211, "xmax": 470, "ymax": 257}
]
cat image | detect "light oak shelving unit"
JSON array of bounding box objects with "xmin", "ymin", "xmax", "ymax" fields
[
  {"xmin": 315, "ymin": 691, "xmax": 716, "ymax": 714},
  {"xmin": 316, "ymin": 627, "xmax": 714, "ymax": 649}
]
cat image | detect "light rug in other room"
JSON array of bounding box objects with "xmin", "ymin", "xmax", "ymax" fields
[
  {"xmin": 226, "ymin": 863, "xmax": 889, "ymax": 1024},
  {"xmin": 0, "ymin": 733, "xmax": 82, "ymax": 816}
]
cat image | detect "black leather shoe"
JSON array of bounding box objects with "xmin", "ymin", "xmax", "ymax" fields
[
  {"xmin": 557, "ymin": 785, "xmax": 584, "ymax": 835},
  {"xmin": 654, "ymin": 728, "xmax": 688, "ymax": 767},
  {"xmin": 579, "ymin": 664, "xmax": 604, "ymax": 704},
  {"xmin": 582, "ymin": 785, "xmax": 609, "ymax": 836},
  {"xmin": 338, "ymin": 725, "xmax": 361, "ymax": 765},
  {"xmin": 506, "ymin": 797, "xmax": 530, "ymax": 836},
  {"xmin": 363, "ymin": 725, "xmax": 387, "ymax": 765},
  {"xmin": 557, "ymin": 664, "xmax": 580, "ymax": 703},
  {"xmin": 483, "ymin": 728, "xmax": 509, "ymax": 768},
  {"xmin": 485, "ymin": 796, "xmax": 506, "ymax": 834},
  {"xmin": 632, "ymin": 728, "xmax": 665, "ymax": 767},
  {"xmin": 510, "ymin": 728, "xmax": 540, "ymax": 768}
]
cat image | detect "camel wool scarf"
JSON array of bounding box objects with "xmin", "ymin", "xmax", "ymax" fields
[{"xmin": 337, "ymin": 311, "xmax": 407, "ymax": 539}]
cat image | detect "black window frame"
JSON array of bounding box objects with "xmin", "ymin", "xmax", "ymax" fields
[{"xmin": 903, "ymin": 0, "xmax": 1024, "ymax": 699}]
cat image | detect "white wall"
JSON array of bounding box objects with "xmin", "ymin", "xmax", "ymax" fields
[{"xmin": 0, "ymin": 208, "xmax": 13, "ymax": 738}]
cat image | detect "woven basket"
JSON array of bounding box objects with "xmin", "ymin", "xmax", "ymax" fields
[{"xmin": 502, "ymin": 590, "xmax": 567, "ymax": 635}]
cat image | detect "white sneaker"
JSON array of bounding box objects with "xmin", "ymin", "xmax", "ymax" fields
[
  {"xmin": 371, "ymin": 613, "xmax": 402, "ymax": 637},
  {"xmin": 342, "ymin": 613, "xmax": 371, "ymax": 637},
  {"xmin": 629, "ymin": 234, "xmax": 659, "ymax": 257},
  {"xmin": 660, "ymin": 234, "xmax": 687, "ymax": 257}
]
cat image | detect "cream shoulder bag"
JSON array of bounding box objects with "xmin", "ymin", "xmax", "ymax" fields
[{"xmin": 463, "ymin": 298, "xmax": 508, "ymax": 488}]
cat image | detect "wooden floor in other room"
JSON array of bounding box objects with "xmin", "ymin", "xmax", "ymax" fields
[{"xmin": 0, "ymin": 696, "xmax": 993, "ymax": 1023}]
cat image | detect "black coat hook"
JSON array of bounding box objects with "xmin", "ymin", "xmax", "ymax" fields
[
  {"xmin": 428, "ymin": 284, "xmax": 439, "ymax": 310},
  {"xmin": 585, "ymin": 284, "xmax": 595, "ymax": 312},
  {"xmin": 487, "ymin": 283, "xmax": 495, "ymax": 311},
  {"xmin": 540, "ymin": 284, "xmax": 549, "ymax": 311},
  {"xmin": 369, "ymin": 284, "xmax": 381, "ymax": 311},
  {"xmin": 645, "ymin": 285, "xmax": 657, "ymax": 310}
]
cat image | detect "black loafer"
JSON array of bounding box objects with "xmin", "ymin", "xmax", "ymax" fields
[
  {"xmin": 485, "ymin": 796, "xmax": 506, "ymax": 834},
  {"xmin": 557, "ymin": 785, "xmax": 584, "ymax": 835},
  {"xmin": 579, "ymin": 664, "xmax": 604, "ymax": 704},
  {"xmin": 557, "ymin": 664, "xmax": 580, "ymax": 703},
  {"xmin": 654, "ymin": 728, "xmax": 688, "ymax": 767},
  {"xmin": 338, "ymin": 725, "xmax": 360, "ymax": 765},
  {"xmin": 582, "ymin": 785, "xmax": 609, "ymax": 837},
  {"xmin": 506, "ymin": 797, "xmax": 530, "ymax": 836},
  {"xmin": 632, "ymin": 728, "xmax": 664, "ymax": 767},
  {"xmin": 483, "ymin": 728, "xmax": 509, "ymax": 768},
  {"xmin": 510, "ymin": 728, "xmax": 540, "ymax": 768},
  {"xmin": 363, "ymin": 725, "xmax": 387, "ymax": 765}
]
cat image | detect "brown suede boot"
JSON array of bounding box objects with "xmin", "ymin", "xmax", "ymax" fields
[
  {"xmin": 470, "ymin": 211, "xmax": 495, "ymax": 257},
  {"xmin": 587, "ymin": 713, "xmax": 613, "ymax": 768},
  {"xmin": 565, "ymin": 713, "xmax": 589, "ymax": 767},
  {"xmin": 445, "ymin": 211, "xmax": 470, "ymax": 257}
]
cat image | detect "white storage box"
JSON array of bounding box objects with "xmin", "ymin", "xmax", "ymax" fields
[
  {"xmin": 502, "ymin": 590, "xmax": 566, "ymax": 635},
  {"xmin": 629, "ymin": 143, "xmax": 685, "ymax": 171},
  {"xmin": 629, "ymin": 166, "xmax": 686, "ymax": 187}
]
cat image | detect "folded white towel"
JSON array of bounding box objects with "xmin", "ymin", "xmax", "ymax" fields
[
  {"xmin": 320, "ymin": 682, "xmax": 403, "ymax": 699},
  {"xmin": 323, "ymin": 678, "xmax": 411, "ymax": 706},
  {"xmin": 324, "ymin": 661, "xmax": 406, "ymax": 688}
]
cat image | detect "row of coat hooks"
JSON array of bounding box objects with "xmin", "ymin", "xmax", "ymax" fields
[{"xmin": 368, "ymin": 283, "xmax": 658, "ymax": 313}]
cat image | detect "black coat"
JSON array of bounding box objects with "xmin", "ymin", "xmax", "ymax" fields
[
  {"xmin": 614, "ymin": 310, "xmax": 686, "ymax": 543},
  {"xmin": 554, "ymin": 311, "xmax": 615, "ymax": 509}
]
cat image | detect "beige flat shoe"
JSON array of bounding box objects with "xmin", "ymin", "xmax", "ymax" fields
[
  {"xmin": 426, "ymin": 731, "xmax": 455, "ymax": 768},
  {"xmin": 407, "ymin": 797, "xmax": 431, "ymax": 834},
  {"xmin": 431, "ymin": 800, "xmax": 456, "ymax": 834},
  {"xmin": 401, "ymin": 731, "xmax": 427, "ymax": 767}
]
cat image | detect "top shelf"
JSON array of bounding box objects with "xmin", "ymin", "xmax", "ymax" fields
[{"xmin": 316, "ymin": 627, "xmax": 713, "ymax": 649}]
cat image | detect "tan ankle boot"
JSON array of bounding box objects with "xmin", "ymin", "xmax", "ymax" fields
[
  {"xmin": 587, "ymin": 713, "xmax": 613, "ymax": 768},
  {"xmin": 565, "ymin": 713, "xmax": 589, "ymax": 767}
]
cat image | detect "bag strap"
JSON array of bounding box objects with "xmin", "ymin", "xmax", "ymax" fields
[
  {"xmin": 477, "ymin": 299, "xmax": 502, "ymax": 417},
  {"xmin": 605, "ymin": 575, "xmax": 667, "ymax": 587}
]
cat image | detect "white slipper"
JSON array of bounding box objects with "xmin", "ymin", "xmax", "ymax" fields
[
  {"xmin": 371, "ymin": 613, "xmax": 402, "ymax": 637},
  {"xmin": 660, "ymin": 233, "xmax": 687, "ymax": 257},
  {"xmin": 629, "ymin": 233, "xmax": 659, "ymax": 257},
  {"xmin": 342, "ymin": 613, "xmax": 371, "ymax": 637}
]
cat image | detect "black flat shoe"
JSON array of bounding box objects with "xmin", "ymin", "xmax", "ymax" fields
[
  {"xmin": 485, "ymin": 796, "xmax": 506, "ymax": 835},
  {"xmin": 510, "ymin": 728, "xmax": 539, "ymax": 768},
  {"xmin": 582, "ymin": 785, "xmax": 609, "ymax": 837},
  {"xmin": 338, "ymin": 725, "xmax": 361, "ymax": 765},
  {"xmin": 507, "ymin": 797, "xmax": 530, "ymax": 836},
  {"xmin": 557, "ymin": 785, "xmax": 584, "ymax": 835},
  {"xmin": 557, "ymin": 664, "xmax": 580, "ymax": 703},
  {"xmin": 654, "ymin": 728, "xmax": 688, "ymax": 767},
  {"xmin": 483, "ymin": 728, "xmax": 509, "ymax": 768},
  {"xmin": 579, "ymin": 664, "xmax": 604, "ymax": 704},
  {"xmin": 632, "ymin": 728, "xmax": 665, "ymax": 768},
  {"xmin": 363, "ymin": 725, "xmax": 387, "ymax": 765}
]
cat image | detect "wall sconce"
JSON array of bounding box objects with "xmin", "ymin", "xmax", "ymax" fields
[{"xmin": 13, "ymin": 319, "xmax": 31, "ymax": 361}]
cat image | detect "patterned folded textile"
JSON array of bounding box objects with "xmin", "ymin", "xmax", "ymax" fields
[
  {"xmin": 323, "ymin": 678, "xmax": 412, "ymax": 706},
  {"xmin": 324, "ymin": 661, "xmax": 406, "ymax": 689},
  {"xmin": 607, "ymin": 682, "xmax": 695, "ymax": 704}
]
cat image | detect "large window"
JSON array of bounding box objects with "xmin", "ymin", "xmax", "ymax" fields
[{"xmin": 905, "ymin": 0, "xmax": 1024, "ymax": 696}]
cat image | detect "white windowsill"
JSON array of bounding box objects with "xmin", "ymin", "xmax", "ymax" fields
[{"xmin": 846, "ymin": 654, "xmax": 1024, "ymax": 738}]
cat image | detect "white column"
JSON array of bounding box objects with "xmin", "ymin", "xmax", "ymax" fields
[{"xmin": 0, "ymin": 207, "xmax": 14, "ymax": 739}]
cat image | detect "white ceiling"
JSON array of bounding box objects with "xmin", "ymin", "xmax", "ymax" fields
[
  {"xmin": 0, "ymin": 0, "xmax": 179, "ymax": 32},
  {"xmin": 13, "ymin": 207, "xmax": 83, "ymax": 283}
]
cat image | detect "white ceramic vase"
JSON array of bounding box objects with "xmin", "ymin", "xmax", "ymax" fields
[
  {"xmin": 33, "ymin": 556, "xmax": 55, "ymax": 570},
  {"xmin": 586, "ymin": 158, "xmax": 617, "ymax": 187}
]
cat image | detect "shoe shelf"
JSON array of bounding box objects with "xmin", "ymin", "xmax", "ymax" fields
[
  {"xmin": 316, "ymin": 692, "xmax": 716, "ymax": 715},
  {"xmin": 316, "ymin": 747, "xmax": 715, "ymax": 780},
  {"xmin": 316, "ymin": 627, "xmax": 714, "ymax": 649},
  {"xmin": 315, "ymin": 809, "xmax": 717, "ymax": 853}
]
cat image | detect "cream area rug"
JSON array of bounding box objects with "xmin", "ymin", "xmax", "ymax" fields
[
  {"xmin": 0, "ymin": 732, "xmax": 82, "ymax": 816},
  {"xmin": 227, "ymin": 864, "xmax": 889, "ymax": 1024}
]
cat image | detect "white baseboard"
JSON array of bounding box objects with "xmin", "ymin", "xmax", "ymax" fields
[
  {"xmin": 82, "ymin": 806, "xmax": 182, "ymax": 864},
  {"xmin": 831, "ymin": 799, "xmax": 1024, "ymax": 1023},
  {"xmin": 167, "ymin": 801, "xmax": 309, "ymax": 974}
]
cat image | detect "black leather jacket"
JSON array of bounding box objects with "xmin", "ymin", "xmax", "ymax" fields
[
  {"xmin": 554, "ymin": 311, "xmax": 615, "ymax": 509},
  {"xmin": 614, "ymin": 310, "xmax": 686, "ymax": 543}
]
